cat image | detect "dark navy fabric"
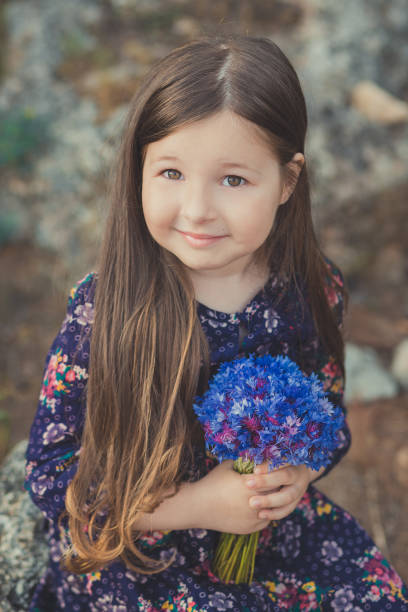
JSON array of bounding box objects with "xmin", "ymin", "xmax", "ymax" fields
[{"xmin": 25, "ymin": 268, "xmax": 408, "ymax": 611}]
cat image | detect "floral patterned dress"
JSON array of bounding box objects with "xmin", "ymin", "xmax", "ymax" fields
[{"xmin": 25, "ymin": 263, "xmax": 408, "ymax": 611}]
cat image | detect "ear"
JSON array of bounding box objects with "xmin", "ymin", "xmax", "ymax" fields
[{"xmin": 279, "ymin": 153, "xmax": 305, "ymax": 205}]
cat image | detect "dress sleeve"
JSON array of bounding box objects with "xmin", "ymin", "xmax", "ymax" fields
[
  {"xmin": 24, "ymin": 272, "xmax": 96, "ymax": 524},
  {"xmin": 312, "ymin": 259, "xmax": 351, "ymax": 482}
]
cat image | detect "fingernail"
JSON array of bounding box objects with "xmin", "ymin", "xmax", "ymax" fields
[
  {"xmin": 247, "ymin": 479, "xmax": 255, "ymax": 488},
  {"xmin": 250, "ymin": 498, "xmax": 261, "ymax": 508}
]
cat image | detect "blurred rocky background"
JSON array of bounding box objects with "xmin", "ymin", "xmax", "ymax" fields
[{"xmin": 0, "ymin": 0, "xmax": 407, "ymax": 607}]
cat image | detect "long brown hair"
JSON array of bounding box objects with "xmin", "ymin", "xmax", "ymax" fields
[{"xmin": 64, "ymin": 34, "xmax": 346, "ymax": 574}]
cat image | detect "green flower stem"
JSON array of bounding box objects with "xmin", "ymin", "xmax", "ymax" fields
[
  {"xmin": 212, "ymin": 458, "xmax": 262, "ymax": 584},
  {"xmin": 213, "ymin": 533, "xmax": 234, "ymax": 567},
  {"xmin": 247, "ymin": 530, "xmax": 260, "ymax": 582}
]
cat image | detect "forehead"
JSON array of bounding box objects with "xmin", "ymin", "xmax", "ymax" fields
[{"xmin": 143, "ymin": 109, "xmax": 278, "ymax": 167}]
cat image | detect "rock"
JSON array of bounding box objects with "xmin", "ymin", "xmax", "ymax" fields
[
  {"xmin": 391, "ymin": 338, "xmax": 408, "ymax": 390},
  {"xmin": 0, "ymin": 410, "xmax": 10, "ymax": 463},
  {"xmin": 344, "ymin": 343, "xmax": 399, "ymax": 402},
  {"xmin": 0, "ymin": 195, "xmax": 30, "ymax": 247},
  {"xmin": 76, "ymin": 65, "xmax": 142, "ymax": 121},
  {"xmin": 0, "ymin": 0, "xmax": 107, "ymax": 280},
  {"xmin": 122, "ymin": 40, "xmax": 155, "ymax": 65},
  {"xmin": 346, "ymin": 397, "xmax": 408, "ymax": 495},
  {"xmin": 110, "ymin": 0, "xmax": 161, "ymax": 10},
  {"xmin": 290, "ymin": 0, "xmax": 408, "ymax": 216},
  {"xmin": 172, "ymin": 16, "xmax": 201, "ymax": 38},
  {"xmin": 345, "ymin": 304, "xmax": 406, "ymax": 350},
  {"xmin": 371, "ymin": 244, "xmax": 406, "ymax": 287},
  {"xmin": 395, "ymin": 445, "xmax": 408, "ymax": 489},
  {"xmin": 351, "ymin": 81, "xmax": 408, "ymax": 125},
  {"xmin": 0, "ymin": 440, "xmax": 48, "ymax": 611},
  {"xmin": 320, "ymin": 183, "xmax": 408, "ymax": 319}
]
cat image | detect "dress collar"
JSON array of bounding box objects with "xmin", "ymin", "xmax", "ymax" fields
[{"xmin": 196, "ymin": 271, "xmax": 288, "ymax": 322}]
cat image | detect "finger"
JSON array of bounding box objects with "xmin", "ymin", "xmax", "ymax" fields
[
  {"xmin": 253, "ymin": 462, "xmax": 269, "ymax": 475},
  {"xmin": 254, "ymin": 461, "xmax": 290, "ymax": 474},
  {"xmin": 246, "ymin": 465, "xmax": 298, "ymax": 491},
  {"xmin": 249, "ymin": 484, "xmax": 301, "ymax": 512},
  {"xmin": 258, "ymin": 500, "xmax": 299, "ymax": 521}
]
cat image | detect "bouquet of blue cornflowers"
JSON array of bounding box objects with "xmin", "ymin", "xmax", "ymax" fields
[{"xmin": 193, "ymin": 354, "xmax": 344, "ymax": 584}]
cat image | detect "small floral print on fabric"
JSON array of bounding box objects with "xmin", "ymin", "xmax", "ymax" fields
[
  {"xmin": 159, "ymin": 547, "xmax": 186, "ymax": 568},
  {"xmin": 55, "ymin": 450, "xmax": 77, "ymax": 473},
  {"xmin": 61, "ymin": 272, "xmax": 95, "ymax": 335},
  {"xmin": 156, "ymin": 581, "xmax": 208, "ymax": 611},
  {"xmin": 74, "ymin": 300, "xmax": 95, "ymax": 326},
  {"xmin": 84, "ymin": 571, "xmax": 102, "ymax": 596},
  {"xmin": 263, "ymin": 308, "xmax": 281, "ymax": 334},
  {"xmin": 320, "ymin": 356, "xmax": 343, "ymax": 394},
  {"xmin": 324, "ymin": 282, "xmax": 342, "ymax": 311},
  {"xmin": 354, "ymin": 546, "xmax": 408, "ymax": 606},
  {"xmin": 39, "ymin": 349, "xmax": 88, "ymax": 413},
  {"xmin": 263, "ymin": 574, "xmax": 329, "ymax": 611},
  {"xmin": 200, "ymin": 312, "xmax": 230, "ymax": 330},
  {"xmin": 30, "ymin": 473, "xmax": 55, "ymax": 497},
  {"xmin": 89, "ymin": 593, "xmax": 127, "ymax": 611},
  {"xmin": 321, "ymin": 540, "xmax": 344, "ymax": 565},
  {"xmin": 295, "ymin": 489, "xmax": 348, "ymax": 528},
  {"xmin": 187, "ymin": 528, "xmax": 208, "ymax": 540},
  {"xmin": 208, "ymin": 591, "xmax": 235, "ymax": 610},
  {"xmin": 280, "ymin": 519, "xmax": 301, "ymax": 559},
  {"xmin": 138, "ymin": 530, "xmax": 173, "ymax": 549},
  {"xmin": 256, "ymin": 522, "xmax": 279, "ymax": 554},
  {"xmin": 68, "ymin": 272, "xmax": 95, "ymax": 304},
  {"xmin": 330, "ymin": 586, "xmax": 363, "ymax": 611},
  {"xmin": 324, "ymin": 259, "xmax": 344, "ymax": 304},
  {"xmin": 43, "ymin": 422, "xmax": 68, "ymax": 445}
]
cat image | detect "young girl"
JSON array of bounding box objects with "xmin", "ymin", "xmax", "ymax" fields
[{"xmin": 25, "ymin": 35, "xmax": 407, "ymax": 611}]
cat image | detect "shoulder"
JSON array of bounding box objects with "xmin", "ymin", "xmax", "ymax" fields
[
  {"xmin": 59, "ymin": 272, "xmax": 98, "ymax": 344},
  {"xmin": 67, "ymin": 271, "xmax": 98, "ymax": 311},
  {"xmin": 37, "ymin": 273, "xmax": 98, "ymax": 409},
  {"xmin": 323, "ymin": 256, "xmax": 344, "ymax": 289},
  {"xmin": 322, "ymin": 255, "xmax": 346, "ymax": 323}
]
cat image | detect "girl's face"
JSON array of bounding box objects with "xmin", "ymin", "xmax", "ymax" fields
[{"xmin": 142, "ymin": 109, "xmax": 301, "ymax": 280}]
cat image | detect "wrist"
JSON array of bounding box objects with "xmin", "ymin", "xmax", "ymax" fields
[
  {"xmin": 133, "ymin": 481, "xmax": 202, "ymax": 532},
  {"xmin": 187, "ymin": 478, "xmax": 209, "ymax": 530}
]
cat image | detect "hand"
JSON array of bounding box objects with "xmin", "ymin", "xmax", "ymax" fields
[
  {"xmin": 244, "ymin": 463, "xmax": 325, "ymax": 521},
  {"xmin": 193, "ymin": 460, "xmax": 271, "ymax": 535}
]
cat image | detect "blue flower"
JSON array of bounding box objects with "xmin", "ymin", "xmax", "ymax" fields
[{"xmin": 193, "ymin": 354, "xmax": 344, "ymax": 471}]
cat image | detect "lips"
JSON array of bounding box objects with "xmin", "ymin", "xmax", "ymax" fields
[
  {"xmin": 176, "ymin": 229, "xmax": 227, "ymax": 247},
  {"xmin": 178, "ymin": 230, "xmax": 225, "ymax": 239}
]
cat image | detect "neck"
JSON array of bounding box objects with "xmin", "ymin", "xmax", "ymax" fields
[{"xmin": 189, "ymin": 264, "xmax": 270, "ymax": 314}]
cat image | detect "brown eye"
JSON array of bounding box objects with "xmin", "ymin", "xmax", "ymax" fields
[
  {"xmin": 225, "ymin": 175, "xmax": 245, "ymax": 187},
  {"xmin": 164, "ymin": 169, "xmax": 182, "ymax": 180}
]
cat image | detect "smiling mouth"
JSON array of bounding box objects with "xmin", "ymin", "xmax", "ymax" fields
[
  {"xmin": 176, "ymin": 230, "xmax": 227, "ymax": 247},
  {"xmin": 178, "ymin": 230, "xmax": 226, "ymax": 239}
]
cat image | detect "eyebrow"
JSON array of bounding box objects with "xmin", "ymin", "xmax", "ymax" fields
[
  {"xmin": 153, "ymin": 156, "xmax": 180, "ymax": 163},
  {"xmin": 217, "ymin": 161, "xmax": 261, "ymax": 174}
]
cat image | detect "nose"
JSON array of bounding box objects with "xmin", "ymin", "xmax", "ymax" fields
[{"xmin": 181, "ymin": 180, "xmax": 216, "ymax": 224}]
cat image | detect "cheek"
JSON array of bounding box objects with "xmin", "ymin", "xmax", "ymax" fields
[
  {"xmin": 142, "ymin": 187, "xmax": 176, "ymax": 232},
  {"xmin": 233, "ymin": 201, "xmax": 279, "ymax": 244}
]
